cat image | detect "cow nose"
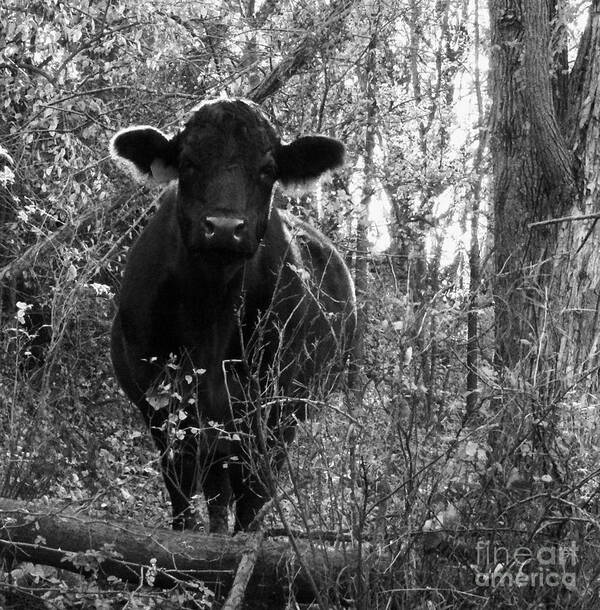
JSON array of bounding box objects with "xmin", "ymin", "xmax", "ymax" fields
[{"xmin": 203, "ymin": 216, "xmax": 247, "ymax": 242}]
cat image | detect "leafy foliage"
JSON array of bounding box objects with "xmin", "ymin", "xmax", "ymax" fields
[{"xmin": 1, "ymin": 0, "xmax": 599, "ymax": 608}]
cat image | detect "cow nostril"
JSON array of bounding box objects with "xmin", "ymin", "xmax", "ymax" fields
[
  {"xmin": 204, "ymin": 219, "xmax": 215, "ymax": 237},
  {"xmin": 233, "ymin": 221, "xmax": 246, "ymax": 241}
]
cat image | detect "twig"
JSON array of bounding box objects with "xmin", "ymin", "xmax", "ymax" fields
[
  {"xmin": 0, "ymin": 189, "xmax": 140, "ymax": 284},
  {"xmin": 529, "ymin": 212, "xmax": 600, "ymax": 228},
  {"xmin": 266, "ymin": 527, "xmax": 352, "ymax": 543}
]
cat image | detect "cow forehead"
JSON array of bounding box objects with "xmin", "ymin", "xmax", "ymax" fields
[
  {"xmin": 189, "ymin": 98, "xmax": 271, "ymax": 123},
  {"xmin": 182, "ymin": 99, "xmax": 278, "ymax": 152}
]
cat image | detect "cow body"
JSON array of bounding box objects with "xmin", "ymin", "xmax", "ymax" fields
[{"xmin": 110, "ymin": 99, "xmax": 355, "ymax": 533}]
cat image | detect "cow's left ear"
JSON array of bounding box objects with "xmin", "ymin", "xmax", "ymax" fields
[
  {"xmin": 110, "ymin": 126, "xmax": 179, "ymax": 185},
  {"xmin": 275, "ymin": 136, "xmax": 345, "ymax": 188}
]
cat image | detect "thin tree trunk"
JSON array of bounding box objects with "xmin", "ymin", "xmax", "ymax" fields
[
  {"xmin": 347, "ymin": 11, "xmax": 380, "ymax": 609},
  {"xmin": 0, "ymin": 152, "xmax": 16, "ymax": 323},
  {"xmin": 352, "ymin": 18, "xmax": 378, "ymax": 376},
  {"xmin": 466, "ymin": 0, "xmax": 485, "ymax": 417},
  {"xmin": 407, "ymin": 0, "xmax": 453, "ymax": 417}
]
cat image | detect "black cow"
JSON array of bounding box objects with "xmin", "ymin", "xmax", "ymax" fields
[{"xmin": 110, "ymin": 98, "xmax": 356, "ymax": 533}]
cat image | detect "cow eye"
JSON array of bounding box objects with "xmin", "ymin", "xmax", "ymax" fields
[
  {"xmin": 179, "ymin": 161, "xmax": 196, "ymax": 177},
  {"xmin": 259, "ymin": 159, "xmax": 277, "ymax": 183}
]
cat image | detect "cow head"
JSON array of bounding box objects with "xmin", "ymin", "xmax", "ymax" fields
[{"xmin": 110, "ymin": 98, "xmax": 344, "ymax": 260}]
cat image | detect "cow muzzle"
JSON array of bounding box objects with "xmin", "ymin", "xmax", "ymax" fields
[{"xmin": 200, "ymin": 216, "xmax": 251, "ymax": 253}]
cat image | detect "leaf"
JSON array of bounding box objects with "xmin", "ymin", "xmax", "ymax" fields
[
  {"xmin": 507, "ymin": 467, "xmax": 530, "ymax": 491},
  {"xmin": 465, "ymin": 440, "xmax": 478, "ymax": 457},
  {"xmin": 121, "ymin": 488, "xmax": 133, "ymax": 502},
  {"xmin": 66, "ymin": 263, "xmax": 77, "ymax": 281},
  {"xmin": 146, "ymin": 394, "xmax": 169, "ymax": 410},
  {"xmin": 15, "ymin": 301, "xmax": 32, "ymax": 324}
]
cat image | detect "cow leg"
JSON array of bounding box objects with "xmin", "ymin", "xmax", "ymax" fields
[
  {"xmin": 231, "ymin": 448, "xmax": 286, "ymax": 532},
  {"xmin": 145, "ymin": 415, "xmax": 200, "ymax": 530},
  {"xmin": 231, "ymin": 422, "xmax": 298, "ymax": 531},
  {"xmin": 111, "ymin": 334, "xmax": 200, "ymax": 529},
  {"xmin": 233, "ymin": 474, "xmax": 269, "ymax": 532},
  {"xmin": 161, "ymin": 442, "xmax": 200, "ymax": 531},
  {"xmin": 202, "ymin": 463, "xmax": 232, "ymax": 534}
]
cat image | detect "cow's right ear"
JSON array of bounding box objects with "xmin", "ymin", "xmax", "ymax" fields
[{"xmin": 110, "ymin": 126, "xmax": 179, "ymax": 184}]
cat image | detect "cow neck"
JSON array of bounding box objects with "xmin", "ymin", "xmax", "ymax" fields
[{"xmin": 174, "ymin": 248, "xmax": 246, "ymax": 313}]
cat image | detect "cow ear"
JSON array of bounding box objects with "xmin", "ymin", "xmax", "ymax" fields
[
  {"xmin": 275, "ymin": 136, "xmax": 345, "ymax": 190},
  {"xmin": 110, "ymin": 126, "xmax": 179, "ymax": 184}
]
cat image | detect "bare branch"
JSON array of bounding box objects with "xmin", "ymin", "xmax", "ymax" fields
[
  {"xmin": 529, "ymin": 212, "xmax": 600, "ymax": 229},
  {"xmin": 247, "ymin": 0, "xmax": 354, "ymax": 104}
]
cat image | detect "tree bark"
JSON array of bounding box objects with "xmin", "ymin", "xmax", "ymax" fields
[
  {"xmin": 488, "ymin": 0, "xmax": 571, "ymax": 374},
  {"xmin": 490, "ymin": 0, "xmax": 600, "ymax": 393},
  {"xmin": 550, "ymin": 2, "xmax": 600, "ymax": 387},
  {"xmin": 0, "ymin": 498, "xmax": 381, "ymax": 608},
  {"xmin": 522, "ymin": 1, "xmax": 574, "ymax": 201}
]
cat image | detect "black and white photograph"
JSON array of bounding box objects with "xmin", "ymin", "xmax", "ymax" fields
[{"xmin": 0, "ymin": 1, "xmax": 597, "ymax": 608}]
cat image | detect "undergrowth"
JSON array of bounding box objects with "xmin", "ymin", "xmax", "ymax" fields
[{"xmin": 1, "ymin": 255, "xmax": 599, "ymax": 609}]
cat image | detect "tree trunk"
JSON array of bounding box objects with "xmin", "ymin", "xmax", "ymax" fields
[
  {"xmin": 551, "ymin": 2, "xmax": 600, "ymax": 388},
  {"xmin": 489, "ymin": 0, "xmax": 543, "ymax": 371},
  {"xmin": 0, "ymin": 151, "xmax": 16, "ymax": 323},
  {"xmin": 489, "ymin": 0, "xmax": 600, "ymax": 398},
  {"xmin": 0, "ymin": 498, "xmax": 382, "ymax": 608},
  {"xmin": 488, "ymin": 0, "xmax": 574, "ymax": 377}
]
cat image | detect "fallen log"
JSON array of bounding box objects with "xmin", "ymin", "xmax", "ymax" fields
[{"xmin": 0, "ymin": 497, "xmax": 377, "ymax": 608}]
